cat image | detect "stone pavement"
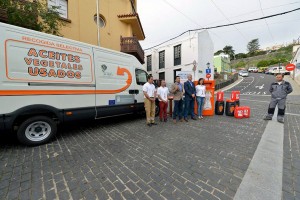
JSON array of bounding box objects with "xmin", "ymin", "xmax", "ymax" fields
[
  {"xmin": 0, "ymin": 98, "xmax": 268, "ymax": 200},
  {"xmin": 0, "ymin": 74, "xmax": 299, "ymax": 200}
]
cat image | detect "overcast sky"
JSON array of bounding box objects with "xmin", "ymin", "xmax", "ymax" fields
[{"xmin": 137, "ymin": 0, "xmax": 300, "ymax": 53}]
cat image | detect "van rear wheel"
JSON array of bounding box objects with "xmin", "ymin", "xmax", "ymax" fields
[{"xmin": 17, "ymin": 116, "xmax": 57, "ymax": 146}]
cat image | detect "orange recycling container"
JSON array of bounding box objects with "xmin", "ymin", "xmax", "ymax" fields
[
  {"xmin": 231, "ymin": 91, "xmax": 240, "ymax": 101},
  {"xmin": 194, "ymin": 80, "xmax": 215, "ymax": 116},
  {"xmin": 243, "ymin": 106, "xmax": 251, "ymax": 118},
  {"xmin": 216, "ymin": 91, "xmax": 224, "ymax": 102},
  {"xmin": 234, "ymin": 107, "xmax": 244, "ymax": 119}
]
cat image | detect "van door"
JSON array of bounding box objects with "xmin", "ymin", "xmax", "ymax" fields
[
  {"xmin": 134, "ymin": 68, "xmax": 148, "ymax": 111},
  {"xmin": 93, "ymin": 49, "xmax": 136, "ymax": 118}
]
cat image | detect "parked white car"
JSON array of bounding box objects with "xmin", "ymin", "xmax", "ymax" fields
[
  {"xmin": 239, "ymin": 70, "xmax": 249, "ymax": 77},
  {"xmin": 268, "ymin": 66, "xmax": 290, "ymax": 75},
  {"xmin": 248, "ymin": 67, "xmax": 258, "ymax": 73}
]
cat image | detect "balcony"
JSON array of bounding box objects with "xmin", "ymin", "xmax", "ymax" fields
[
  {"xmin": 121, "ymin": 36, "xmax": 145, "ymax": 64},
  {"xmin": 118, "ymin": 13, "xmax": 145, "ymax": 40}
]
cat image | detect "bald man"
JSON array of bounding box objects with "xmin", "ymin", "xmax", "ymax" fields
[{"xmin": 183, "ymin": 74, "xmax": 197, "ymax": 121}]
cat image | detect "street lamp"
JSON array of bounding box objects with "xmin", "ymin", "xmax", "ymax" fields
[{"xmin": 206, "ymin": 62, "xmax": 210, "ymax": 69}]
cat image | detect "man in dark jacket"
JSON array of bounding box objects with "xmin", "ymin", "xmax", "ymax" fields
[
  {"xmin": 183, "ymin": 74, "xmax": 197, "ymax": 121},
  {"xmin": 264, "ymin": 73, "xmax": 293, "ymax": 123}
]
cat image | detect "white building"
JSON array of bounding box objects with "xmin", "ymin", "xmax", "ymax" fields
[
  {"xmin": 291, "ymin": 45, "xmax": 300, "ymax": 83},
  {"xmin": 143, "ymin": 31, "xmax": 214, "ymax": 85}
]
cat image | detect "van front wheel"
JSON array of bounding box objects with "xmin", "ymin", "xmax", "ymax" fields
[{"xmin": 17, "ymin": 116, "xmax": 57, "ymax": 146}]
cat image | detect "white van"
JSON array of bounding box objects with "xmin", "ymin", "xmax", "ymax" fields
[
  {"xmin": 268, "ymin": 66, "xmax": 290, "ymax": 75},
  {"xmin": 0, "ymin": 23, "xmax": 148, "ymax": 145}
]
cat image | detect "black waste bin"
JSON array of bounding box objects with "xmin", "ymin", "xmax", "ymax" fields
[
  {"xmin": 215, "ymin": 101, "xmax": 224, "ymax": 115},
  {"xmin": 225, "ymin": 100, "xmax": 236, "ymax": 116}
]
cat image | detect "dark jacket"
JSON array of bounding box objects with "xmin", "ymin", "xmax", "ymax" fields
[
  {"xmin": 269, "ymin": 81, "xmax": 293, "ymax": 99},
  {"xmin": 184, "ymin": 81, "xmax": 196, "ymax": 100}
]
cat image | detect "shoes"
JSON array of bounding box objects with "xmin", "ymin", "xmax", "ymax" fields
[
  {"xmin": 263, "ymin": 116, "xmax": 272, "ymax": 120},
  {"xmin": 147, "ymin": 123, "xmax": 152, "ymax": 127},
  {"xmin": 201, "ymin": 116, "xmax": 204, "ymax": 119},
  {"xmin": 277, "ymin": 118, "xmax": 284, "ymax": 123},
  {"xmin": 198, "ymin": 116, "xmax": 201, "ymax": 119},
  {"xmin": 151, "ymin": 122, "xmax": 158, "ymax": 125},
  {"xmin": 191, "ymin": 117, "xmax": 197, "ymax": 120},
  {"xmin": 164, "ymin": 119, "xmax": 167, "ymax": 122},
  {"xmin": 184, "ymin": 118, "xmax": 188, "ymax": 122},
  {"xmin": 173, "ymin": 119, "xmax": 177, "ymax": 124}
]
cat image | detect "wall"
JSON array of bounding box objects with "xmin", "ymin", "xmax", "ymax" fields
[
  {"xmin": 143, "ymin": 31, "xmax": 214, "ymax": 85},
  {"xmin": 59, "ymin": 0, "xmax": 136, "ymax": 51}
]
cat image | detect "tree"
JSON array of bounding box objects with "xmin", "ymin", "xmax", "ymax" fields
[
  {"xmin": 214, "ymin": 50, "xmax": 224, "ymax": 56},
  {"xmin": 247, "ymin": 39, "xmax": 260, "ymax": 56},
  {"xmin": 0, "ymin": 0, "xmax": 65, "ymax": 36},
  {"xmin": 222, "ymin": 45, "xmax": 235, "ymax": 60},
  {"xmin": 235, "ymin": 53, "xmax": 247, "ymax": 59}
]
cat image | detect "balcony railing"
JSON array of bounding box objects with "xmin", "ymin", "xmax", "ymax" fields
[{"xmin": 120, "ymin": 36, "xmax": 145, "ymax": 64}]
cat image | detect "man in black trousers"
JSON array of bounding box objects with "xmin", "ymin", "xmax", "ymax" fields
[{"xmin": 183, "ymin": 74, "xmax": 197, "ymax": 121}]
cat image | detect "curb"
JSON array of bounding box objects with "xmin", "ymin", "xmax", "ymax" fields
[{"xmin": 214, "ymin": 76, "xmax": 244, "ymax": 94}]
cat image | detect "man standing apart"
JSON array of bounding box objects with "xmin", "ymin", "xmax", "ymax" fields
[
  {"xmin": 184, "ymin": 74, "xmax": 197, "ymax": 121},
  {"xmin": 157, "ymin": 80, "xmax": 169, "ymax": 122},
  {"xmin": 170, "ymin": 76, "xmax": 184, "ymax": 123},
  {"xmin": 263, "ymin": 73, "xmax": 293, "ymax": 123},
  {"xmin": 143, "ymin": 75, "xmax": 157, "ymax": 127}
]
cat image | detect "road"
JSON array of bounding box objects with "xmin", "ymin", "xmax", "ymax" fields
[{"xmin": 0, "ymin": 73, "xmax": 299, "ymax": 200}]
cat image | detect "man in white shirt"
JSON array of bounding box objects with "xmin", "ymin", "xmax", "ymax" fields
[
  {"xmin": 157, "ymin": 80, "xmax": 169, "ymax": 122},
  {"xmin": 143, "ymin": 75, "xmax": 157, "ymax": 127}
]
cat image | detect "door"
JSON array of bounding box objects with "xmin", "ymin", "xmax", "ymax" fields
[
  {"xmin": 134, "ymin": 68, "xmax": 148, "ymax": 111},
  {"xmin": 94, "ymin": 50, "xmax": 136, "ymax": 118}
]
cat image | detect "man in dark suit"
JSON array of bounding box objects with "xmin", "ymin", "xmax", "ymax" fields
[{"xmin": 183, "ymin": 74, "xmax": 197, "ymax": 121}]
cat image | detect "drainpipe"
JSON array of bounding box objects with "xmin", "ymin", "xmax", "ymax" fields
[{"xmin": 96, "ymin": 0, "xmax": 100, "ymax": 46}]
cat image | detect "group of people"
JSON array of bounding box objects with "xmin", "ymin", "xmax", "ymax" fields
[{"xmin": 142, "ymin": 74, "xmax": 206, "ymax": 127}]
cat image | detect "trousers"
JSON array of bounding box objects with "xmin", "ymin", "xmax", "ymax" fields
[
  {"xmin": 267, "ymin": 98, "xmax": 286, "ymax": 119},
  {"xmin": 159, "ymin": 101, "xmax": 168, "ymax": 120},
  {"xmin": 144, "ymin": 98, "xmax": 155, "ymax": 123}
]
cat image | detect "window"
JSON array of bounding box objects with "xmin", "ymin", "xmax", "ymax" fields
[
  {"xmin": 147, "ymin": 55, "xmax": 152, "ymax": 72},
  {"xmin": 159, "ymin": 51, "xmax": 165, "ymax": 69},
  {"xmin": 135, "ymin": 69, "xmax": 148, "ymax": 86},
  {"xmin": 48, "ymin": 0, "xmax": 68, "ymax": 19},
  {"xmin": 159, "ymin": 72, "xmax": 165, "ymax": 80},
  {"xmin": 94, "ymin": 14, "xmax": 106, "ymax": 28},
  {"xmin": 174, "ymin": 45, "xmax": 181, "ymax": 66}
]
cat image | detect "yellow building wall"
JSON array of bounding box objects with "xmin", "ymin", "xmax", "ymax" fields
[{"xmin": 59, "ymin": 0, "xmax": 138, "ymax": 51}]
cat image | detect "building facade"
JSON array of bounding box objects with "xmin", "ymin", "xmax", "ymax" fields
[
  {"xmin": 213, "ymin": 54, "xmax": 231, "ymax": 73},
  {"xmin": 0, "ymin": 0, "xmax": 145, "ymax": 63},
  {"xmin": 143, "ymin": 31, "xmax": 214, "ymax": 85}
]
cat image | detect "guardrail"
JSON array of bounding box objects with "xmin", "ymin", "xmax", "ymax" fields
[{"xmin": 215, "ymin": 73, "xmax": 238, "ymax": 91}]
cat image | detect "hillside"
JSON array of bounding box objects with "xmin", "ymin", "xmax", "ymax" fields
[{"xmin": 231, "ymin": 45, "xmax": 293, "ymax": 69}]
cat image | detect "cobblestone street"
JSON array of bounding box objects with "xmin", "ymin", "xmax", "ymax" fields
[{"xmin": 0, "ymin": 73, "xmax": 300, "ymax": 200}]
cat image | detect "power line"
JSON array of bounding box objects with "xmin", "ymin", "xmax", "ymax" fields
[
  {"xmin": 203, "ymin": 1, "xmax": 300, "ymax": 27},
  {"xmin": 258, "ymin": 0, "xmax": 275, "ymax": 43},
  {"xmin": 144, "ymin": 7, "xmax": 300, "ymax": 50},
  {"xmin": 162, "ymin": 0, "xmax": 230, "ymax": 48},
  {"xmin": 210, "ymin": 0, "xmax": 248, "ymax": 42}
]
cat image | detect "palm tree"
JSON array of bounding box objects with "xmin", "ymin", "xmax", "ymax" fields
[{"xmin": 223, "ymin": 46, "xmax": 235, "ymax": 60}]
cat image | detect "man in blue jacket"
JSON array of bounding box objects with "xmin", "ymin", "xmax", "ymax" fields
[
  {"xmin": 263, "ymin": 73, "xmax": 293, "ymax": 123},
  {"xmin": 183, "ymin": 74, "xmax": 197, "ymax": 121}
]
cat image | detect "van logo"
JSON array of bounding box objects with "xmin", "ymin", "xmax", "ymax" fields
[
  {"xmin": 101, "ymin": 64, "xmax": 112, "ymax": 76},
  {"xmin": 101, "ymin": 64, "xmax": 107, "ymax": 72}
]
